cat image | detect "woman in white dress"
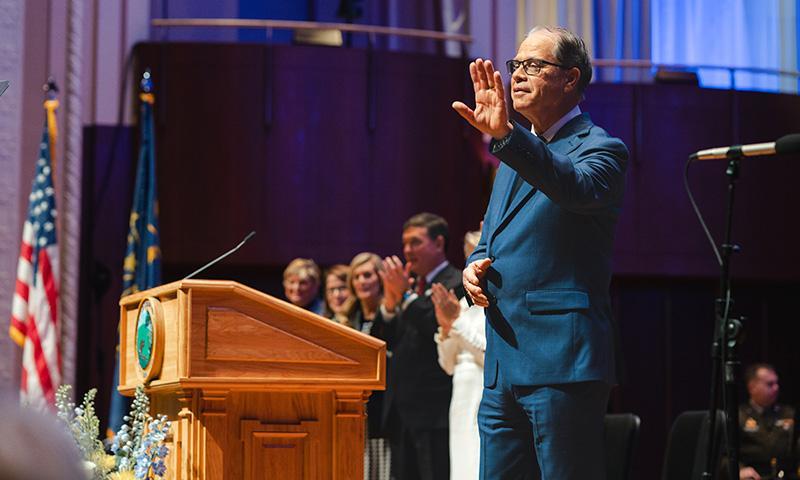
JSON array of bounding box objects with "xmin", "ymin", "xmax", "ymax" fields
[{"xmin": 432, "ymin": 230, "xmax": 485, "ymax": 480}]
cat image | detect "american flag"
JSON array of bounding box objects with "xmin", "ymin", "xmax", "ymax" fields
[{"xmin": 9, "ymin": 109, "xmax": 61, "ymax": 409}]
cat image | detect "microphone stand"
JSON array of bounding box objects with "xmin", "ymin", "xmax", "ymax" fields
[{"xmin": 701, "ymin": 153, "xmax": 744, "ymax": 480}]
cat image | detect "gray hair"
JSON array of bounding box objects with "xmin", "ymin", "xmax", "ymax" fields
[{"xmin": 529, "ymin": 26, "xmax": 592, "ymax": 93}]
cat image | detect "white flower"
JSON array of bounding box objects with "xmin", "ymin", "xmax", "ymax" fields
[{"xmin": 82, "ymin": 460, "xmax": 96, "ymax": 473}]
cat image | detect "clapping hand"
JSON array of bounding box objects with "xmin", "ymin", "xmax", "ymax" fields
[
  {"xmin": 431, "ymin": 283, "xmax": 460, "ymax": 336},
  {"xmin": 380, "ymin": 255, "xmax": 412, "ymax": 311},
  {"xmin": 738, "ymin": 467, "xmax": 761, "ymax": 480},
  {"xmin": 452, "ymin": 58, "xmax": 513, "ymax": 139}
]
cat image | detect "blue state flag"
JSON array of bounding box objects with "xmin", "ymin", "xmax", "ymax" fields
[{"xmin": 108, "ymin": 85, "xmax": 161, "ymax": 438}]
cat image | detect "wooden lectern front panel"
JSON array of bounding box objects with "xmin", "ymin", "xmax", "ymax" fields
[
  {"xmin": 152, "ymin": 388, "xmax": 365, "ymax": 479},
  {"xmin": 242, "ymin": 421, "xmax": 323, "ymax": 479},
  {"xmin": 250, "ymin": 434, "xmax": 304, "ymax": 479}
]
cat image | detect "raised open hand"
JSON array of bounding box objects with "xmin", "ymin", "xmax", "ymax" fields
[{"xmin": 452, "ymin": 58, "xmax": 512, "ymax": 139}]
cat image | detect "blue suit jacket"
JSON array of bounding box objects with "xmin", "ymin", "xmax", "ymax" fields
[{"xmin": 468, "ymin": 113, "xmax": 628, "ymax": 387}]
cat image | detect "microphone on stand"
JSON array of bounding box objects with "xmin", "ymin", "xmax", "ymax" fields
[
  {"xmin": 183, "ymin": 231, "xmax": 256, "ymax": 280},
  {"xmin": 690, "ymin": 133, "xmax": 800, "ymax": 160}
]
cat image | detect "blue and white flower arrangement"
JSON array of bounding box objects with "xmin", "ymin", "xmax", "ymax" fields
[{"xmin": 55, "ymin": 384, "xmax": 171, "ymax": 480}]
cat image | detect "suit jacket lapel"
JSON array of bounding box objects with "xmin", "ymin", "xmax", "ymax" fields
[
  {"xmin": 500, "ymin": 175, "xmax": 535, "ymax": 220},
  {"xmin": 548, "ymin": 113, "xmax": 592, "ymax": 156},
  {"xmin": 430, "ymin": 265, "xmax": 453, "ymax": 284},
  {"xmin": 493, "ymin": 180, "xmax": 536, "ymax": 239},
  {"xmin": 494, "ymin": 165, "xmax": 517, "ymax": 219}
]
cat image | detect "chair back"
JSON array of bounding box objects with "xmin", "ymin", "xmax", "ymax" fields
[
  {"xmin": 661, "ymin": 410, "xmax": 725, "ymax": 480},
  {"xmin": 604, "ymin": 413, "xmax": 641, "ymax": 480}
]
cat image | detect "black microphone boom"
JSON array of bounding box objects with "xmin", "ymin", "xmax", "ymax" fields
[
  {"xmin": 690, "ymin": 133, "xmax": 800, "ymax": 160},
  {"xmin": 183, "ymin": 231, "xmax": 256, "ymax": 280}
]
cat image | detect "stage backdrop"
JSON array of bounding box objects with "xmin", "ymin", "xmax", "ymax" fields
[{"xmin": 77, "ymin": 43, "xmax": 800, "ymax": 478}]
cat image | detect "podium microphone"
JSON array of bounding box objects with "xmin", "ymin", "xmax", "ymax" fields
[
  {"xmin": 690, "ymin": 133, "xmax": 800, "ymax": 160},
  {"xmin": 183, "ymin": 231, "xmax": 256, "ymax": 280}
]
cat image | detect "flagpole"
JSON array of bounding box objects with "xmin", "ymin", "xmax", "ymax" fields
[
  {"xmin": 109, "ymin": 68, "xmax": 162, "ymax": 439},
  {"xmin": 43, "ymin": 78, "xmax": 59, "ymax": 185}
]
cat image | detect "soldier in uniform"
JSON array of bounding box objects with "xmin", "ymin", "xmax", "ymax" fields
[{"xmin": 738, "ymin": 363, "xmax": 799, "ymax": 480}]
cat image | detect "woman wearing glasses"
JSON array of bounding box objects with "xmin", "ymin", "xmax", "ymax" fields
[{"xmin": 322, "ymin": 264, "xmax": 355, "ymax": 326}]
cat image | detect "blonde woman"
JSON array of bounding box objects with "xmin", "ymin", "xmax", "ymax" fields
[
  {"xmin": 282, "ymin": 258, "xmax": 323, "ymax": 314},
  {"xmin": 348, "ymin": 252, "xmax": 391, "ymax": 480}
]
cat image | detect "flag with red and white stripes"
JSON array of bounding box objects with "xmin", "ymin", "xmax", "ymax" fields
[{"xmin": 9, "ymin": 101, "xmax": 61, "ymax": 409}]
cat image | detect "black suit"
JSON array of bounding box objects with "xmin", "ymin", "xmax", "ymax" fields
[
  {"xmin": 354, "ymin": 308, "xmax": 390, "ymax": 439},
  {"xmin": 382, "ymin": 263, "xmax": 463, "ymax": 480}
]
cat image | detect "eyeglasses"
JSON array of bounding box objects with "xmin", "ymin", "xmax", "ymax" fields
[
  {"xmin": 505, "ymin": 57, "xmax": 569, "ymax": 76},
  {"xmin": 326, "ymin": 286, "xmax": 349, "ymax": 295}
]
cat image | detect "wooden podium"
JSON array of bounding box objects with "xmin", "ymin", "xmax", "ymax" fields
[{"xmin": 118, "ymin": 280, "xmax": 386, "ymax": 479}]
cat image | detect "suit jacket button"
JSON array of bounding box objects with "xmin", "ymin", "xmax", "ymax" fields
[{"xmin": 489, "ymin": 255, "xmax": 496, "ymax": 262}]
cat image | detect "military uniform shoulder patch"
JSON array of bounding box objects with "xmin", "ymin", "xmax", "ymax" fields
[
  {"xmin": 744, "ymin": 417, "xmax": 759, "ymax": 432},
  {"xmin": 775, "ymin": 418, "xmax": 794, "ymax": 431}
]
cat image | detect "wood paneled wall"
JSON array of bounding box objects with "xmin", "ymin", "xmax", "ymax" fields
[{"xmin": 131, "ymin": 42, "xmax": 489, "ymax": 268}]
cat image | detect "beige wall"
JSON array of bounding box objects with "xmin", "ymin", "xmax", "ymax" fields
[
  {"xmin": 0, "ymin": 0, "xmax": 26, "ymax": 395},
  {"xmin": 0, "ymin": 0, "xmax": 150, "ymax": 396}
]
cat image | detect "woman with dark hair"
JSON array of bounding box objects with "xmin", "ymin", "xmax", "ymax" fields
[
  {"xmin": 348, "ymin": 252, "xmax": 391, "ymax": 480},
  {"xmin": 322, "ymin": 264, "xmax": 354, "ymax": 326}
]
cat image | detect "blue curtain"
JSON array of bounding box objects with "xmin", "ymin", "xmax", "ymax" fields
[
  {"xmin": 650, "ymin": 0, "xmax": 797, "ymax": 92},
  {"xmin": 593, "ymin": 0, "xmax": 651, "ymax": 83}
]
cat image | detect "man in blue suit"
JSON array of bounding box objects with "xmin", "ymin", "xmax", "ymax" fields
[{"xmin": 452, "ymin": 26, "xmax": 628, "ymax": 479}]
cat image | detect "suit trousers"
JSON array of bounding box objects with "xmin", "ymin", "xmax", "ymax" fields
[{"xmin": 478, "ymin": 365, "xmax": 610, "ymax": 480}]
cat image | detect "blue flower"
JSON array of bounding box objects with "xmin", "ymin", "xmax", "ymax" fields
[
  {"xmin": 152, "ymin": 460, "xmax": 167, "ymax": 476},
  {"xmin": 156, "ymin": 445, "xmax": 168, "ymax": 458},
  {"xmin": 134, "ymin": 452, "xmax": 152, "ymax": 478},
  {"xmin": 134, "ymin": 462, "xmax": 149, "ymax": 479}
]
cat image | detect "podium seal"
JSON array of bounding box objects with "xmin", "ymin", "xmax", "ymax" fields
[{"xmin": 135, "ymin": 297, "xmax": 164, "ymax": 382}]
